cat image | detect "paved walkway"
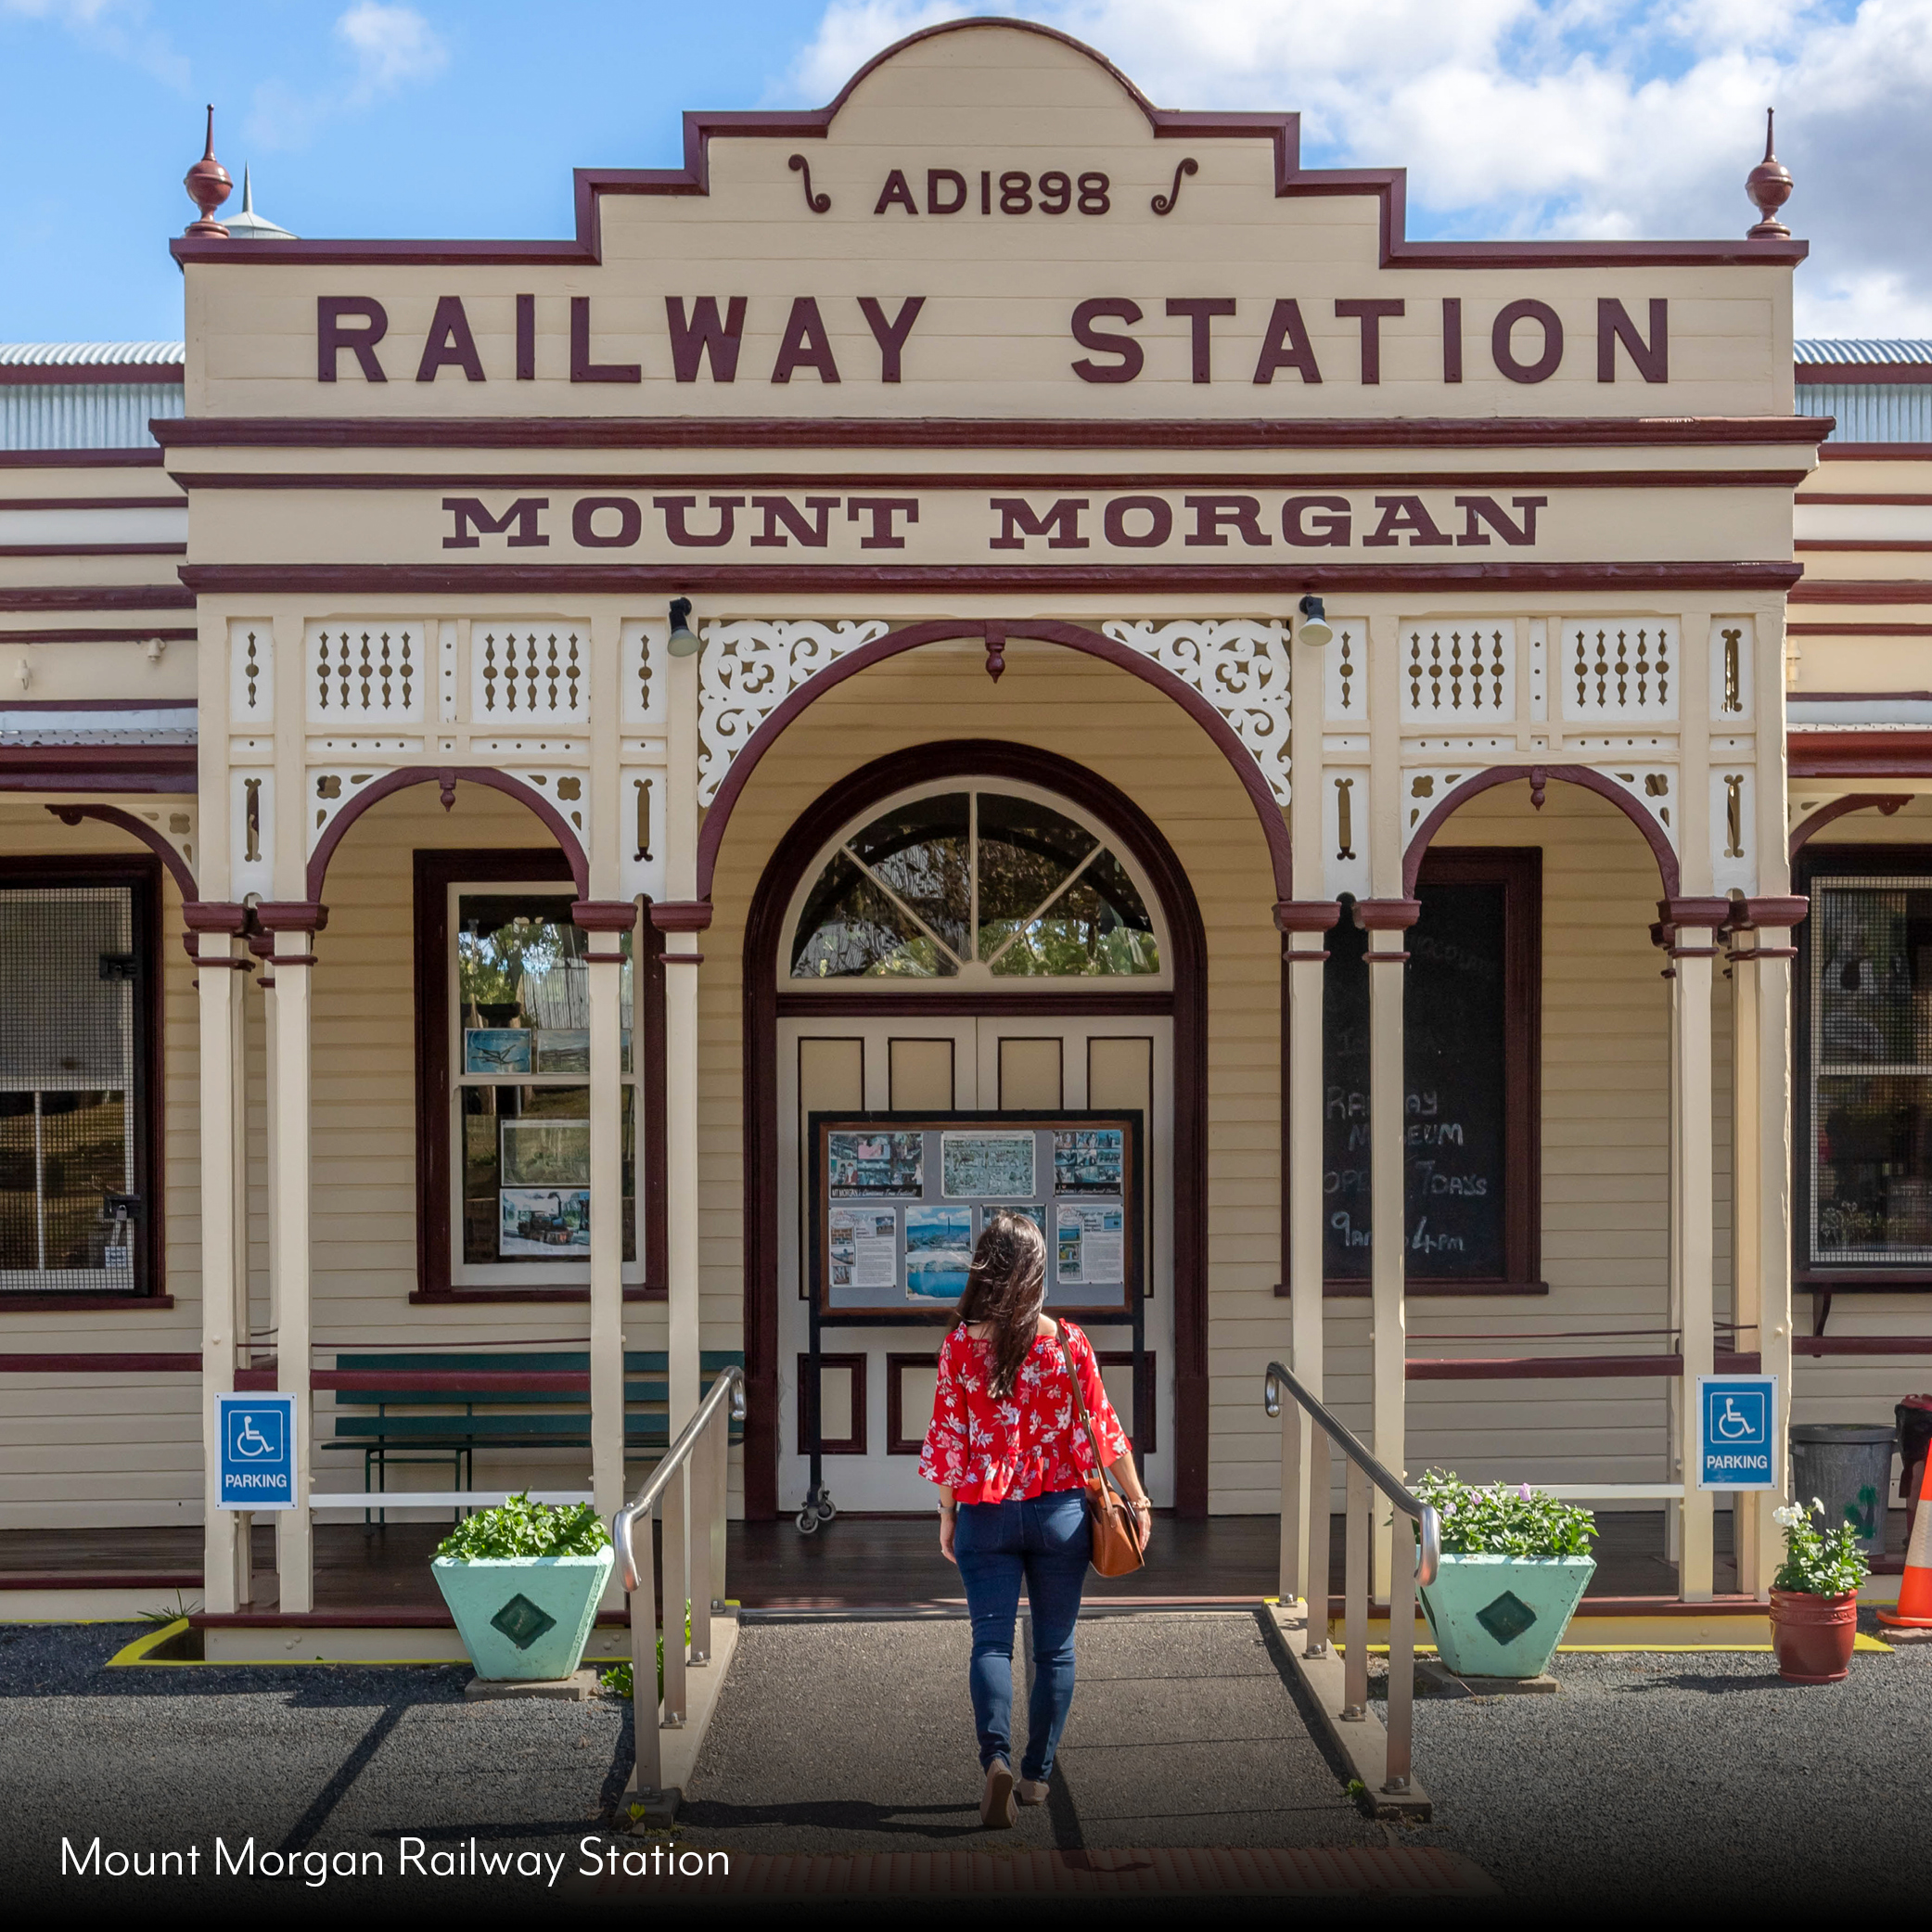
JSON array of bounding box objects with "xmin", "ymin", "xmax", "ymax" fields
[{"xmin": 681, "ymin": 1609, "xmax": 1375, "ymax": 1854}]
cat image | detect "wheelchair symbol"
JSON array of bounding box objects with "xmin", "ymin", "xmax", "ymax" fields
[
  {"xmin": 1714, "ymin": 1397, "xmax": 1754, "ymax": 1440},
  {"xmin": 226, "ymin": 1408, "xmax": 282, "ymax": 1461}
]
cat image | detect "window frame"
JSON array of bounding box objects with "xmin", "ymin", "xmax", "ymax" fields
[
  {"xmin": 412, "ymin": 849, "xmax": 667, "ymax": 1302},
  {"xmin": 1793, "ymin": 841, "xmax": 1932, "ymax": 1293},
  {"xmin": 1298, "ymin": 845, "xmax": 1543, "ymax": 1300},
  {"xmin": 0, "ymin": 854, "xmax": 165, "ymax": 1310},
  {"xmin": 779, "ymin": 778, "xmax": 1173, "ymax": 991}
]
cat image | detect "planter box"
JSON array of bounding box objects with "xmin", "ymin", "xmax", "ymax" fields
[
  {"xmin": 431, "ymin": 1550, "xmax": 614, "ymax": 1683},
  {"xmin": 1418, "ymin": 1553, "xmax": 1595, "ymax": 1679},
  {"xmin": 1769, "ymin": 1587, "xmax": 1859, "ymax": 1684}
]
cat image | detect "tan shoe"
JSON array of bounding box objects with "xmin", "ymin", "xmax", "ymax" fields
[
  {"xmin": 1016, "ymin": 1777, "xmax": 1049, "ymax": 1806},
  {"xmin": 979, "ymin": 1757, "xmax": 1016, "ymax": 1829}
]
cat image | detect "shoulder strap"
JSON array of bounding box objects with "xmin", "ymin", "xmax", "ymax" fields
[{"xmin": 1059, "ymin": 1329, "xmax": 1108, "ymax": 1473}]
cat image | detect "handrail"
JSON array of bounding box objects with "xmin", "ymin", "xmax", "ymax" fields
[
  {"xmin": 1264, "ymin": 1359, "xmax": 1439, "ymax": 1586},
  {"xmin": 1263, "ymin": 1356, "xmax": 1438, "ymax": 1800},
  {"xmin": 613, "ymin": 1364, "xmax": 746, "ymax": 1593}
]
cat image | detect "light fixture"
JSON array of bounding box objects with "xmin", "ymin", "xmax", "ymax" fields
[
  {"xmin": 1297, "ymin": 595, "xmax": 1333, "ymax": 647},
  {"xmin": 144, "ymin": 636, "xmax": 167, "ymax": 663},
  {"xmin": 666, "ymin": 597, "xmax": 702, "ymax": 658}
]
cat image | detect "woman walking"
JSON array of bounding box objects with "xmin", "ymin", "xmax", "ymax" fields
[{"xmin": 919, "ymin": 1209, "xmax": 1152, "ymax": 1829}]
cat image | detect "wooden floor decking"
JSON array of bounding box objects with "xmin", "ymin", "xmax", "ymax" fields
[{"xmin": 0, "ymin": 1508, "xmax": 1858, "ymax": 1614}]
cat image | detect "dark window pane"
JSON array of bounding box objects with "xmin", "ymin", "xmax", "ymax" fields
[
  {"xmin": 976, "ymin": 794, "xmax": 1097, "ymax": 952},
  {"xmin": 0, "ymin": 1093, "xmax": 34, "ymax": 1271},
  {"xmin": 1324, "ymin": 883, "xmax": 1508, "ymax": 1281},
  {"xmin": 789, "ymin": 851, "xmax": 957, "ymax": 979},
  {"xmin": 991, "ymin": 859, "xmax": 1161, "ymax": 977},
  {"xmin": 1815, "ymin": 887, "xmax": 1932, "ymax": 1068},
  {"xmin": 1812, "ymin": 1074, "xmax": 1932, "ymax": 1260},
  {"xmin": 843, "ymin": 792, "xmax": 971, "ymax": 960},
  {"xmin": 461, "ymin": 1084, "xmax": 633, "ymax": 1266},
  {"xmin": 457, "ymin": 892, "xmax": 632, "ymax": 1076}
]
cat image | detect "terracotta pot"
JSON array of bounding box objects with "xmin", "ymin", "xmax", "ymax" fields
[{"xmin": 1768, "ymin": 1587, "xmax": 1859, "ymax": 1683}]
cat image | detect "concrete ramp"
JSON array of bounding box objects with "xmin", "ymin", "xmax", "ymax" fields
[{"xmin": 673, "ymin": 1609, "xmax": 1445, "ymax": 1866}]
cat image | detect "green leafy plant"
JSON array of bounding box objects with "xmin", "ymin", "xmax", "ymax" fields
[
  {"xmin": 599, "ymin": 1604, "xmax": 691, "ymax": 1702},
  {"xmin": 433, "ymin": 1491, "xmax": 611, "ymax": 1563},
  {"xmin": 136, "ymin": 1592, "xmax": 199, "ymax": 1626},
  {"xmin": 1411, "ymin": 1469, "xmax": 1597, "ymax": 1558},
  {"xmin": 1772, "ymin": 1497, "xmax": 1871, "ymax": 1596}
]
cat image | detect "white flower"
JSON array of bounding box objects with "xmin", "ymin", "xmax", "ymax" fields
[{"xmin": 1772, "ymin": 1503, "xmax": 1805, "ymax": 1529}]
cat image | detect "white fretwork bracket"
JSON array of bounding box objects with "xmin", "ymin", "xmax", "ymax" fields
[
  {"xmin": 697, "ymin": 620, "xmax": 892, "ymax": 806},
  {"xmin": 1103, "ymin": 619, "xmax": 1292, "ymax": 804}
]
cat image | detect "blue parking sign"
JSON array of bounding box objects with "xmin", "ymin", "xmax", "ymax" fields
[
  {"xmin": 216, "ymin": 1392, "xmax": 296, "ymax": 1510},
  {"xmin": 1696, "ymin": 1375, "xmax": 1778, "ymax": 1491}
]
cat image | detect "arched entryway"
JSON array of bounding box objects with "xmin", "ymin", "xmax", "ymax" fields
[{"xmin": 740, "ymin": 741, "xmax": 1209, "ymax": 1518}]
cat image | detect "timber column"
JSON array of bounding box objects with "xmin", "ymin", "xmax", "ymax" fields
[
  {"xmin": 1357, "ymin": 896, "xmax": 1421, "ymax": 1598},
  {"xmin": 655, "ymin": 621, "xmax": 707, "ymax": 1437},
  {"xmin": 574, "ymin": 899, "xmax": 639, "ymax": 1541},
  {"xmin": 257, "ymin": 900, "xmax": 326, "ymax": 1614},
  {"xmin": 1733, "ymin": 896, "xmax": 1806, "ymax": 1595},
  {"xmin": 1664, "ymin": 895, "xmax": 1729, "ymax": 1602},
  {"xmin": 186, "ymin": 902, "xmax": 250, "ymax": 1616},
  {"xmin": 1278, "ymin": 899, "xmax": 1339, "ymax": 1600}
]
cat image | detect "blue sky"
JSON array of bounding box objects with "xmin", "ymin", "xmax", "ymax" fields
[{"xmin": 3, "ymin": 0, "xmax": 1928, "ymax": 342}]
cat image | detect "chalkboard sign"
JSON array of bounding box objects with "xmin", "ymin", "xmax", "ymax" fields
[{"xmin": 1324, "ymin": 859, "xmax": 1533, "ymax": 1286}]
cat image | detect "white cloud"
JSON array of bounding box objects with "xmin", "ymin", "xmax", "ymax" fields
[
  {"xmin": 790, "ymin": 0, "xmax": 1932, "ymax": 335},
  {"xmin": 1, "ymin": 0, "xmax": 188, "ymax": 89},
  {"xmin": 337, "ymin": 2, "xmax": 448, "ymax": 104},
  {"xmin": 243, "ymin": 3, "xmax": 448, "ymax": 152}
]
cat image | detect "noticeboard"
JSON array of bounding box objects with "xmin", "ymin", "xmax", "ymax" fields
[{"xmin": 807, "ymin": 1109, "xmax": 1144, "ymax": 1324}]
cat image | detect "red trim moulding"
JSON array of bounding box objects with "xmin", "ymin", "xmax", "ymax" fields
[
  {"xmin": 152, "ymin": 415, "xmax": 1831, "ymax": 453},
  {"xmin": 0, "ymin": 1573, "xmax": 199, "ymax": 1591},
  {"xmin": 0, "ymin": 364, "xmax": 184, "ymax": 388},
  {"xmin": 1796, "ymin": 365, "xmax": 1932, "ymax": 385},
  {"xmin": 164, "ymin": 18, "xmax": 1807, "ymax": 274},
  {"xmin": 1789, "ymin": 732, "xmax": 1932, "ymax": 777},
  {"xmin": 177, "ymin": 562, "xmax": 1806, "ymax": 601},
  {"xmin": 1406, "ymin": 1350, "xmax": 1765, "ymax": 1380},
  {"xmin": 0, "ymin": 583, "xmax": 195, "ymax": 610},
  {"xmin": 0, "ymin": 448, "xmax": 167, "ymax": 469}
]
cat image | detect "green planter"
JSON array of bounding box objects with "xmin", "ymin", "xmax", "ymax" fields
[
  {"xmin": 1418, "ymin": 1552, "xmax": 1595, "ymax": 1678},
  {"xmin": 431, "ymin": 1550, "xmax": 614, "ymax": 1682}
]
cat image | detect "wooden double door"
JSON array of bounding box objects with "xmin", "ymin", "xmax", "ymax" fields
[{"xmin": 776, "ymin": 1013, "xmax": 1173, "ymax": 1513}]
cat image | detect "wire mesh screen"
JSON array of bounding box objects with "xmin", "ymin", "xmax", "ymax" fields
[
  {"xmin": 0, "ymin": 888, "xmax": 136, "ymax": 1290},
  {"xmin": 1810, "ymin": 877, "xmax": 1932, "ymax": 1263}
]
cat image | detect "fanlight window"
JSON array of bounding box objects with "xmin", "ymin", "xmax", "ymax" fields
[{"xmin": 790, "ymin": 790, "xmax": 1160, "ymax": 980}]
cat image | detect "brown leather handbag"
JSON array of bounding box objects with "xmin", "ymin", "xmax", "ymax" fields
[{"xmin": 1060, "ymin": 1336, "xmax": 1148, "ymax": 1577}]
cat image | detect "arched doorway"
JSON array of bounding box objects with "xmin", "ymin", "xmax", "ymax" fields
[{"xmin": 742, "ymin": 741, "xmax": 1209, "ymax": 1518}]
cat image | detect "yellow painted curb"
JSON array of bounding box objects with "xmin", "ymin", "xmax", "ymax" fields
[{"xmin": 106, "ymin": 1618, "xmax": 191, "ymax": 1667}]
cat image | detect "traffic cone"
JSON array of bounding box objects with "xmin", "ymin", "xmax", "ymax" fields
[{"xmin": 1879, "ymin": 1451, "xmax": 1932, "ymax": 1630}]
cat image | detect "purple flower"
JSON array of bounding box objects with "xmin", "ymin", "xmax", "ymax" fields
[{"xmin": 1518, "ymin": 1483, "xmax": 1533, "ymax": 1502}]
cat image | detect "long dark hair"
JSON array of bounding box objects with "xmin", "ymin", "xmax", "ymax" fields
[{"xmin": 953, "ymin": 1209, "xmax": 1049, "ymax": 1398}]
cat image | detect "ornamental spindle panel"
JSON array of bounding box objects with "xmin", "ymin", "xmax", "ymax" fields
[
  {"xmin": 470, "ymin": 623, "xmax": 590, "ymax": 723},
  {"xmin": 303, "ymin": 621, "xmax": 425, "ymax": 724},
  {"xmin": 1397, "ymin": 621, "xmax": 1516, "ymax": 723},
  {"xmin": 1558, "ymin": 619, "xmax": 1680, "ymax": 723}
]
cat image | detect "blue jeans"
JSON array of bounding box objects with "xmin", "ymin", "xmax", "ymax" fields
[{"xmin": 953, "ymin": 1487, "xmax": 1091, "ymax": 1781}]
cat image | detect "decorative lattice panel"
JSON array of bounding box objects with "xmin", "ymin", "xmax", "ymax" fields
[
  {"xmin": 1398, "ymin": 620, "xmax": 1516, "ymax": 723},
  {"xmin": 1559, "ymin": 620, "xmax": 1679, "ymax": 723},
  {"xmin": 470, "ymin": 622, "xmax": 590, "ymax": 723},
  {"xmin": 304, "ymin": 621, "xmax": 425, "ymax": 724}
]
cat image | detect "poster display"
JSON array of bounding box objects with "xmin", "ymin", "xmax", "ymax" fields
[{"xmin": 808, "ymin": 1110, "xmax": 1141, "ymax": 1320}]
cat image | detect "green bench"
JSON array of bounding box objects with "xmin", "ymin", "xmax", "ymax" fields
[{"xmin": 321, "ymin": 1350, "xmax": 745, "ymax": 1500}]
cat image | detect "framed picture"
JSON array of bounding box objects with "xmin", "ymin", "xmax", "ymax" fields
[
  {"xmin": 827, "ymin": 1129, "xmax": 925, "ymax": 1198},
  {"xmin": 904, "ymin": 1203, "xmax": 974, "ymax": 1300},
  {"xmin": 500, "ymin": 1120, "xmax": 591, "ymax": 1187},
  {"xmin": 465, "ymin": 1027, "xmax": 531, "ymax": 1075},
  {"xmin": 532, "ymin": 1028, "xmax": 590, "ymax": 1074},
  {"xmin": 499, "ymin": 1187, "xmax": 589, "ymax": 1257}
]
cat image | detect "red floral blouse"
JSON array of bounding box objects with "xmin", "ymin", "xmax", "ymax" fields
[{"xmin": 918, "ymin": 1320, "xmax": 1131, "ymax": 1504}]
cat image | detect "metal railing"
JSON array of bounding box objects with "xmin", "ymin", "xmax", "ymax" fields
[
  {"xmin": 1264, "ymin": 1359, "xmax": 1440, "ymax": 1797},
  {"xmin": 612, "ymin": 1364, "xmax": 746, "ymax": 1801}
]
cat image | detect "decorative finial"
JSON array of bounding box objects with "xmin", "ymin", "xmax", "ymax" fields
[
  {"xmin": 1746, "ymin": 108, "xmax": 1793, "ymax": 239},
  {"xmin": 183, "ymin": 105, "xmax": 232, "ymax": 238}
]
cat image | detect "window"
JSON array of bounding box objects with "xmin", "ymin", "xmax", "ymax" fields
[
  {"xmin": 789, "ymin": 788, "xmax": 1163, "ymax": 981},
  {"xmin": 1798, "ymin": 857, "xmax": 1932, "ymax": 1278},
  {"xmin": 1321, "ymin": 849, "xmax": 1542, "ymax": 1294},
  {"xmin": 0, "ymin": 861, "xmax": 160, "ymax": 1299},
  {"xmin": 414, "ymin": 851, "xmax": 662, "ymax": 1299}
]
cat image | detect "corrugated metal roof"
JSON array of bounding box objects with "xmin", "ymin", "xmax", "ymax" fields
[
  {"xmin": 1795, "ymin": 339, "xmax": 1932, "ymax": 365},
  {"xmin": 0, "ymin": 384, "xmax": 184, "ymax": 451},
  {"xmin": 0, "ymin": 341, "xmax": 184, "ymax": 368}
]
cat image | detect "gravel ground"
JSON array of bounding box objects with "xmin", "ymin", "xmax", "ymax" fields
[
  {"xmin": 1389, "ymin": 1623, "xmax": 1932, "ymax": 1907},
  {"xmin": 0, "ymin": 1622, "xmax": 636, "ymax": 1909},
  {"xmin": 6, "ymin": 1612, "xmax": 1931, "ymax": 1910}
]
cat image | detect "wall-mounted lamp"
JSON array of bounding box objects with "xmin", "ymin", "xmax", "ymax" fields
[
  {"xmin": 666, "ymin": 597, "xmax": 702, "ymax": 659},
  {"xmin": 143, "ymin": 636, "xmax": 168, "ymax": 663},
  {"xmin": 1296, "ymin": 595, "xmax": 1333, "ymax": 647}
]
